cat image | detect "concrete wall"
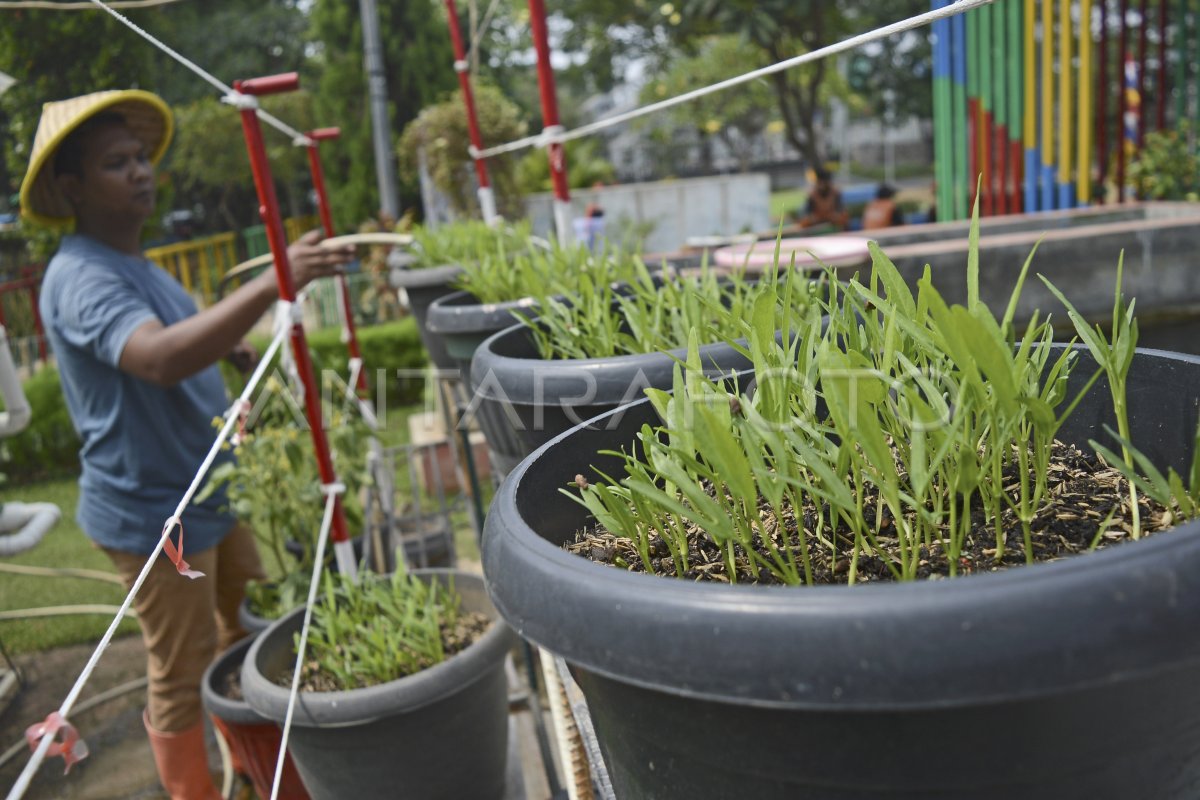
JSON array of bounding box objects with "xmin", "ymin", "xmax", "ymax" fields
[
  {"xmin": 839, "ymin": 203, "xmax": 1200, "ymax": 327},
  {"xmin": 525, "ymin": 173, "xmax": 771, "ymax": 255}
]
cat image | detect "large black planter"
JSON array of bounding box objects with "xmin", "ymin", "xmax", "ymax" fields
[
  {"xmin": 483, "ymin": 347, "xmax": 1200, "ymax": 799},
  {"xmin": 241, "ymin": 570, "xmax": 516, "ymax": 800},
  {"xmin": 425, "ymin": 289, "xmax": 538, "ymax": 377},
  {"xmin": 390, "ymin": 264, "xmax": 462, "ymax": 371},
  {"xmin": 469, "ymin": 319, "xmax": 755, "ymax": 478}
]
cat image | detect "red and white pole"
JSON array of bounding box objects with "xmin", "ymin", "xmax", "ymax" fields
[
  {"xmin": 444, "ymin": 0, "xmax": 498, "ymax": 224},
  {"xmin": 527, "ymin": 0, "xmax": 573, "ymax": 243},
  {"xmin": 231, "ymin": 73, "xmax": 356, "ymax": 579},
  {"xmin": 305, "ymin": 127, "xmax": 368, "ymax": 397}
]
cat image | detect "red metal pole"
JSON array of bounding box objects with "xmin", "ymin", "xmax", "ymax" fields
[
  {"xmin": 527, "ymin": 0, "xmax": 572, "ymax": 240},
  {"xmin": 305, "ymin": 127, "xmax": 367, "ymax": 397},
  {"xmin": 232, "ymin": 73, "xmax": 351, "ymax": 553},
  {"xmin": 444, "ymin": 0, "xmax": 497, "ymax": 222}
]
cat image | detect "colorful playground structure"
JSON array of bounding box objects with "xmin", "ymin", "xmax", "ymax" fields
[{"xmin": 931, "ymin": 0, "xmax": 1185, "ymax": 221}]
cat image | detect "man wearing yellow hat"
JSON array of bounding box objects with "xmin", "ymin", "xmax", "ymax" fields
[{"xmin": 20, "ymin": 89, "xmax": 353, "ymax": 799}]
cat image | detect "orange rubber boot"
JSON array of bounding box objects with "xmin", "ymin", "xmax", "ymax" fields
[{"xmin": 143, "ymin": 709, "xmax": 223, "ymax": 800}]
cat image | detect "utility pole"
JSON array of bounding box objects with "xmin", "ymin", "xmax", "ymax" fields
[{"xmin": 359, "ymin": 0, "xmax": 400, "ymax": 219}]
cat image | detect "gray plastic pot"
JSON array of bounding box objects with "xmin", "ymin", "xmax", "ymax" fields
[
  {"xmin": 425, "ymin": 289, "xmax": 538, "ymax": 377},
  {"xmin": 469, "ymin": 318, "xmax": 755, "ymax": 478},
  {"xmin": 390, "ymin": 264, "xmax": 463, "ymax": 371},
  {"xmin": 483, "ymin": 346, "xmax": 1200, "ymax": 799},
  {"xmin": 241, "ymin": 570, "xmax": 517, "ymax": 800}
]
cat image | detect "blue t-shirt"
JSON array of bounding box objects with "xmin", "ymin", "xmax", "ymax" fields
[{"xmin": 39, "ymin": 234, "xmax": 236, "ymax": 555}]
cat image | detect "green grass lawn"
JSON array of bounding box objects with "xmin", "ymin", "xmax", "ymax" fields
[{"xmin": 0, "ymin": 478, "xmax": 139, "ymax": 655}]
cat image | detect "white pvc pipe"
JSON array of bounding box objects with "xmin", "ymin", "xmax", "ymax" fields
[
  {"xmin": 0, "ymin": 502, "xmax": 61, "ymax": 558},
  {"xmin": 477, "ymin": 186, "xmax": 499, "ymax": 226},
  {"xmin": 0, "ymin": 326, "xmax": 31, "ymax": 437},
  {"xmin": 553, "ymin": 199, "xmax": 574, "ymax": 246}
]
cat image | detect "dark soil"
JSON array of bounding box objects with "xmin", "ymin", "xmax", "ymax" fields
[
  {"xmin": 568, "ymin": 441, "xmax": 1179, "ymax": 585},
  {"xmin": 273, "ymin": 611, "xmax": 492, "ymax": 693},
  {"xmin": 219, "ymin": 669, "xmax": 243, "ymax": 702}
]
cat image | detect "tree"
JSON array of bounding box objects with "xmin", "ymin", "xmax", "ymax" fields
[
  {"xmin": 514, "ymin": 137, "xmax": 615, "ymax": 194},
  {"xmin": 550, "ymin": 0, "xmax": 933, "ymax": 168},
  {"xmin": 308, "ymin": 0, "xmax": 458, "ymax": 229},
  {"xmin": 638, "ymin": 36, "xmax": 776, "ymax": 173},
  {"xmin": 171, "ymin": 92, "xmax": 315, "ymax": 231},
  {"xmin": 397, "ymin": 84, "xmax": 527, "ymax": 219}
]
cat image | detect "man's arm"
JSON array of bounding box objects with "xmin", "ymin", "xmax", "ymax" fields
[{"xmin": 119, "ymin": 232, "xmax": 353, "ymax": 387}]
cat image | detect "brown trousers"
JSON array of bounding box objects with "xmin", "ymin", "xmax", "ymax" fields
[{"xmin": 105, "ymin": 522, "xmax": 265, "ymax": 732}]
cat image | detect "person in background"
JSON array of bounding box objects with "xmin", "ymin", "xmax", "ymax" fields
[
  {"xmin": 862, "ymin": 184, "xmax": 906, "ymax": 231},
  {"xmin": 20, "ymin": 89, "xmax": 353, "ymax": 799},
  {"xmin": 797, "ymin": 168, "xmax": 849, "ymax": 231}
]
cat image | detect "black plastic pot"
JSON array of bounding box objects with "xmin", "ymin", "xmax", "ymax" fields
[
  {"xmin": 483, "ymin": 347, "xmax": 1200, "ymax": 799},
  {"xmin": 241, "ymin": 570, "xmax": 516, "ymax": 800},
  {"xmin": 201, "ymin": 637, "xmax": 308, "ymax": 800},
  {"xmin": 425, "ymin": 289, "xmax": 539, "ymax": 377},
  {"xmin": 237, "ymin": 595, "xmax": 274, "ymax": 635},
  {"xmin": 390, "ymin": 264, "xmax": 463, "ymax": 371},
  {"xmin": 469, "ymin": 319, "xmax": 755, "ymax": 478}
]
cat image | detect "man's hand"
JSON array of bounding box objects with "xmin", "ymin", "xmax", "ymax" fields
[{"xmin": 287, "ymin": 230, "xmax": 355, "ymax": 291}]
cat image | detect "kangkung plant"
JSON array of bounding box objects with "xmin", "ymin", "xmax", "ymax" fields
[
  {"xmin": 518, "ymin": 255, "xmax": 823, "ymax": 361},
  {"xmin": 452, "ymin": 237, "xmax": 645, "ymax": 306},
  {"xmin": 303, "ymin": 569, "xmax": 472, "ymax": 691},
  {"xmin": 409, "ymin": 220, "xmax": 533, "ymax": 271},
  {"xmin": 568, "ymin": 207, "xmax": 1200, "ymax": 586}
]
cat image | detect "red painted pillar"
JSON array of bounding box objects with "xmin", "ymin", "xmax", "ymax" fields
[
  {"xmin": 444, "ymin": 0, "xmax": 498, "ymax": 222},
  {"xmin": 231, "ymin": 73, "xmax": 353, "ymax": 570},
  {"xmin": 305, "ymin": 128, "xmax": 368, "ymax": 398},
  {"xmin": 527, "ymin": 0, "xmax": 573, "ymax": 241},
  {"xmin": 1118, "ymin": 0, "xmax": 1130, "ymax": 199}
]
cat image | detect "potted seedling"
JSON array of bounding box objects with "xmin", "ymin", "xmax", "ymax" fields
[
  {"xmin": 469, "ymin": 256, "xmax": 822, "ymax": 476},
  {"xmin": 424, "ymin": 239, "xmax": 644, "ymax": 376},
  {"xmin": 196, "ymin": 399, "xmax": 371, "ymax": 632},
  {"xmin": 392, "ymin": 221, "xmax": 532, "ymax": 370},
  {"xmin": 241, "ymin": 568, "xmax": 516, "ymax": 799},
  {"xmin": 482, "ymin": 218, "xmax": 1200, "ymax": 798}
]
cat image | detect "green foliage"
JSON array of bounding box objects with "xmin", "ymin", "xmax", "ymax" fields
[
  {"xmin": 522, "ymin": 258, "xmax": 820, "ymax": 360},
  {"xmin": 453, "ymin": 239, "xmax": 643, "ymax": 306},
  {"xmin": 304, "ymin": 570, "xmax": 472, "ymax": 691},
  {"xmin": 637, "ymin": 36, "xmax": 776, "ymax": 172},
  {"xmin": 514, "ymin": 138, "xmax": 616, "ymax": 195},
  {"xmin": 397, "ymin": 84, "xmax": 528, "ymax": 219},
  {"xmin": 570, "ymin": 204, "xmax": 1193, "ymax": 586},
  {"xmin": 196, "ymin": 400, "xmax": 372, "ymax": 620},
  {"xmin": 1129, "ymin": 124, "xmax": 1200, "ymax": 201},
  {"xmin": 410, "ymin": 220, "xmax": 532, "ymax": 268},
  {"xmin": 171, "ymin": 93, "xmax": 315, "ymax": 231},
  {"xmin": 1, "ymin": 366, "xmax": 79, "ymax": 484},
  {"xmin": 309, "ymin": 0, "xmax": 457, "ymax": 229}
]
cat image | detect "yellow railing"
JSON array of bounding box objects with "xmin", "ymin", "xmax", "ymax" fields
[
  {"xmin": 284, "ymin": 214, "xmax": 320, "ymax": 243},
  {"xmin": 145, "ymin": 232, "xmax": 238, "ymax": 303}
]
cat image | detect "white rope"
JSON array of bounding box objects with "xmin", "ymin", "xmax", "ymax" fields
[
  {"xmin": 465, "ymin": 0, "xmax": 502, "ymax": 64},
  {"xmin": 475, "ymin": 0, "xmax": 997, "ymax": 159},
  {"xmin": 0, "ymin": 0, "xmax": 183, "ymax": 8},
  {"xmin": 269, "ymin": 482, "xmax": 342, "ymax": 800},
  {"xmin": 6, "ymin": 324, "xmax": 290, "ymax": 800},
  {"xmin": 83, "ymin": 0, "xmax": 308, "ymax": 144}
]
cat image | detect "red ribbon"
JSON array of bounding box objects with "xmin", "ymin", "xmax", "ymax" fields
[
  {"xmin": 161, "ymin": 517, "xmax": 205, "ymax": 579},
  {"xmin": 25, "ymin": 712, "xmax": 89, "ymax": 774}
]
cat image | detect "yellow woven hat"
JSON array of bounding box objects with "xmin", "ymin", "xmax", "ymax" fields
[{"xmin": 18, "ymin": 89, "xmax": 174, "ymax": 228}]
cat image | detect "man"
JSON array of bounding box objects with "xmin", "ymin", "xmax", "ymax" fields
[
  {"xmin": 797, "ymin": 168, "xmax": 849, "ymax": 231},
  {"xmin": 20, "ymin": 90, "xmax": 353, "ymax": 799},
  {"xmin": 862, "ymin": 183, "xmax": 905, "ymax": 231}
]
